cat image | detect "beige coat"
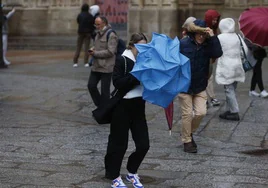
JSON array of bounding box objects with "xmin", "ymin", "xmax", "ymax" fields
[{"xmin": 91, "ymin": 25, "xmax": 118, "ymax": 73}]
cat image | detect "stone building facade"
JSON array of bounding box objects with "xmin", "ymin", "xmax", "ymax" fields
[{"xmin": 2, "ymin": 0, "xmax": 267, "ymax": 49}]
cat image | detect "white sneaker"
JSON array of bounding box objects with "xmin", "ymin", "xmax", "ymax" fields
[
  {"xmin": 111, "ymin": 176, "xmax": 127, "ymax": 188},
  {"xmin": 73, "ymin": 64, "xmax": 78, "ymax": 68},
  {"xmin": 4, "ymin": 60, "xmax": 10, "ymax": 65},
  {"xmin": 249, "ymin": 90, "xmax": 260, "ymax": 97},
  {"xmin": 260, "ymin": 90, "xmax": 268, "ymax": 98},
  {"xmin": 84, "ymin": 63, "xmax": 89, "ymax": 67}
]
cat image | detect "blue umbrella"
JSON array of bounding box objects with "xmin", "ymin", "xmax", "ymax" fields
[{"xmin": 131, "ymin": 32, "xmax": 191, "ymax": 108}]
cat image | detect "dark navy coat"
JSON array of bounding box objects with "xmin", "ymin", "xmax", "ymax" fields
[{"xmin": 180, "ymin": 35, "xmax": 223, "ymax": 94}]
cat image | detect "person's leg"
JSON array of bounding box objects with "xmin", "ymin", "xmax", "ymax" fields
[
  {"xmin": 192, "ymin": 91, "xmax": 207, "ymax": 133},
  {"xmin": 83, "ymin": 33, "xmax": 91, "ymax": 65},
  {"xmin": 2, "ymin": 34, "xmax": 10, "ymax": 65},
  {"xmin": 73, "ymin": 33, "xmax": 84, "ymax": 65},
  {"xmin": 126, "ymin": 98, "xmax": 149, "ymax": 174},
  {"xmin": 206, "ymin": 74, "xmax": 220, "ymax": 106},
  {"xmin": 206, "ymin": 74, "xmax": 215, "ymax": 100},
  {"xmin": 220, "ymin": 82, "xmax": 240, "ymax": 121},
  {"xmin": 100, "ymin": 73, "xmax": 112, "ymax": 106},
  {"xmin": 105, "ymin": 99, "xmax": 130, "ymax": 180},
  {"xmin": 250, "ymin": 60, "xmax": 261, "ymax": 91},
  {"xmin": 255, "ymin": 60, "xmax": 264, "ymax": 92},
  {"xmin": 178, "ymin": 93, "xmax": 193, "ymax": 144},
  {"xmin": 87, "ymin": 71, "xmax": 101, "ymax": 106}
]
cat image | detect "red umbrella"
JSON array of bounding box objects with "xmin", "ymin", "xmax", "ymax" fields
[
  {"xmin": 238, "ymin": 7, "xmax": 268, "ymax": 47},
  {"xmin": 164, "ymin": 101, "xmax": 173, "ymax": 135}
]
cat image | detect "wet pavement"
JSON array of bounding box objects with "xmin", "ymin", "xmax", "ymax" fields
[{"xmin": 1, "ymin": 50, "xmax": 268, "ymax": 188}]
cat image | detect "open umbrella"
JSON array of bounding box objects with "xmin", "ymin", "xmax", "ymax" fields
[
  {"xmin": 131, "ymin": 32, "xmax": 190, "ymax": 108},
  {"xmin": 131, "ymin": 33, "xmax": 191, "ymax": 132},
  {"xmin": 239, "ymin": 7, "xmax": 268, "ymax": 47}
]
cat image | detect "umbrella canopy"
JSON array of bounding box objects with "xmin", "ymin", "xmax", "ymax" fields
[
  {"xmin": 131, "ymin": 32, "xmax": 191, "ymax": 108},
  {"xmin": 239, "ymin": 7, "xmax": 268, "ymax": 47}
]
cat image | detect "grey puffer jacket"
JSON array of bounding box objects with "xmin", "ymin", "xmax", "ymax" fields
[{"xmin": 91, "ymin": 25, "xmax": 118, "ymax": 73}]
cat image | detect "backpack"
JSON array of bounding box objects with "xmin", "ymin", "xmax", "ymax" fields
[{"xmin": 106, "ymin": 29, "xmax": 126, "ymax": 59}]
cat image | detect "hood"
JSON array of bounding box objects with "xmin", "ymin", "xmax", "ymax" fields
[
  {"xmin": 187, "ymin": 19, "xmax": 207, "ymax": 39},
  {"xmin": 219, "ymin": 18, "xmax": 235, "ymax": 34},
  {"xmin": 182, "ymin": 16, "xmax": 196, "ymax": 28},
  {"xmin": 205, "ymin": 9, "xmax": 221, "ymax": 32},
  {"xmin": 90, "ymin": 5, "xmax": 100, "ymax": 17},
  {"xmin": 81, "ymin": 4, "xmax": 89, "ymax": 12}
]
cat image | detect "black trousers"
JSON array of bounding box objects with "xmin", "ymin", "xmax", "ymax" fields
[
  {"xmin": 250, "ymin": 59, "xmax": 264, "ymax": 92},
  {"xmin": 104, "ymin": 97, "xmax": 150, "ymax": 179},
  {"xmin": 87, "ymin": 71, "xmax": 112, "ymax": 107}
]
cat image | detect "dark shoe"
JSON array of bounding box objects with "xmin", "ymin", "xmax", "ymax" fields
[
  {"xmin": 191, "ymin": 134, "xmax": 197, "ymax": 148},
  {"xmin": 219, "ymin": 111, "xmax": 230, "ymax": 119},
  {"xmin": 184, "ymin": 142, "xmax": 197, "ymax": 153},
  {"xmin": 220, "ymin": 111, "xmax": 240, "ymax": 121},
  {"xmin": 225, "ymin": 113, "xmax": 240, "ymax": 121}
]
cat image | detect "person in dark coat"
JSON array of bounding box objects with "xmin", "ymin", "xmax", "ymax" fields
[
  {"xmin": 179, "ymin": 19, "xmax": 223, "ymax": 153},
  {"xmin": 73, "ymin": 3, "xmax": 95, "ymax": 67},
  {"xmin": 104, "ymin": 33, "xmax": 149, "ymax": 188}
]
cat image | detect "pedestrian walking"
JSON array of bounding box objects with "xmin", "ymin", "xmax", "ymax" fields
[
  {"xmin": 87, "ymin": 16, "xmax": 118, "ymax": 107},
  {"xmin": 179, "ymin": 19, "xmax": 223, "ymax": 153},
  {"xmin": 2, "ymin": 7, "xmax": 15, "ymax": 66},
  {"xmin": 204, "ymin": 9, "xmax": 221, "ymax": 107},
  {"xmin": 245, "ymin": 39, "xmax": 268, "ymax": 98},
  {"xmin": 73, "ymin": 3, "xmax": 95, "ymax": 68},
  {"xmin": 216, "ymin": 18, "xmax": 246, "ymax": 121},
  {"xmin": 104, "ymin": 33, "xmax": 149, "ymax": 188}
]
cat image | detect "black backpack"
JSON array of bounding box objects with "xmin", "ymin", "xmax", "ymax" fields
[{"xmin": 106, "ymin": 29, "xmax": 126, "ymax": 59}]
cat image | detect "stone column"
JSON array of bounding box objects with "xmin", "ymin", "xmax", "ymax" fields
[{"xmin": 128, "ymin": 0, "xmax": 179, "ymax": 40}]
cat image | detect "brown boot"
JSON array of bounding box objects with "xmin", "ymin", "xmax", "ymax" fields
[{"xmin": 184, "ymin": 142, "xmax": 197, "ymax": 153}]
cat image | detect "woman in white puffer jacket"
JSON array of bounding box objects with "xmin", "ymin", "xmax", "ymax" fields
[{"xmin": 216, "ymin": 18, "xmax": 247, "ymax": 121}]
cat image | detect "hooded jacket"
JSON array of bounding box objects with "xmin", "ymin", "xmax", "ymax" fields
[
  {"xmin": 216, "ymin": 18, "xmax": 246, "ymax": 85},
  {"xmin": 77, "ymin": 4, "xmax": 95, "ymax": 34},
  {"xmin": 180, "ymin": 19, "xmax": 223, "ymax": 94},
  {"xmin": 204, "ymin": 9, "xmax": 221, "ymax": 35}
]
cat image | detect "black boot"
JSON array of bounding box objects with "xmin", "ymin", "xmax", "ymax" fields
[
  {"xmin": 219, "ymin": 111, "xmax": 240, "ymax": 121},
  {"xmin": 225, "ymin": 113, "xmax": 240, "ymax": 121},
  {"xmin": 219, "ymin": 111, "xmax": 230, "ymax": 119}
]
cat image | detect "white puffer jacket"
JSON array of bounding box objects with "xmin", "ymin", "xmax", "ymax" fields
[{"xmin": 216, "ymin": 18, "xmax": 246, "ymax": 85}]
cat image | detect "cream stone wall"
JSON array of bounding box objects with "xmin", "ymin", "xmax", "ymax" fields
[
  {"xmin": 3, "ymin": 0, "xmax": 94, "ymax": 36},
  {"xmin": 3, "ymin": 0, "xmax": 268, "ymax": 41}
]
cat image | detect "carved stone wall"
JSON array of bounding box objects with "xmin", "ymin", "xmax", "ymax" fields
[
  {"xmin": 129, "ymin": 0, "xmax": 268, "ymax": 40},
  {"xmin": 3, "ymin": 0, "xmax": 268, "ymax": 47}
]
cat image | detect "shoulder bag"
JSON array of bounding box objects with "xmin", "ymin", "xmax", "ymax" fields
[
  {"xmin": 237, "ymin": 34, "xmax": 253, "ymax": 72},
  {"xmin": 92, "ymin": 56, "xmax": 127, "ymax": 124}
]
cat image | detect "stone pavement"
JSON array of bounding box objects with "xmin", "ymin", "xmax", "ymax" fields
[{"xmin": 0, "ymin": 50, "xmax": 268, "ymax": 188}]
